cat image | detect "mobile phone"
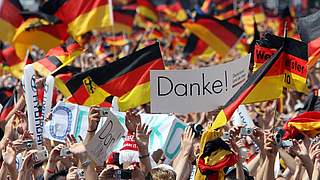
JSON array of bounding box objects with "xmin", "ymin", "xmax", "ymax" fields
[
  {"xmin": 240, "ymin": 128, "xmax": 253, "ymax": 136},
  {"xmin": 98, "ymin": 107, "xmax": 109, "ymax": 117},
  {"xmin": 60, "ymin": 147, "xmax": 72, "ymax": 157}
]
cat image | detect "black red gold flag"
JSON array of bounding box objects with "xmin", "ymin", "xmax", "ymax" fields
[{"xmin": 66, "ymin": 42, "xmax": 164, "ymax": 111}]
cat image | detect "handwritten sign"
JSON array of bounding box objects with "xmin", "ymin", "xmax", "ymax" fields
[
  {"xmin": 86, "ymin": 109, "xmax": 125, "ymax": 166},
  {"xmin": 231, "ymin": 105, "xmax": 254, "ymax": 128},
  {"xmin": 23, "ymin": 64, "xmax": 43, "ymax": 147},
  {"xmin": 150, "ymin": 55, "xmax": 250, "ymax": 113}
]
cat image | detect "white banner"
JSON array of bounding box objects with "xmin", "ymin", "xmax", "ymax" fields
[
  {"xmin": 23, "ymin": 64, "xmax": 43, "ymax": 147},
  {"xmin": 113, "ymin": 112, "xmax": 187, "ymax": 163},
  {"xmin": 44, "ymin": 101, "xmax": 187, "ymax": 163},
  {"xmin": 42, "ymin": 75, "xmax": 54, "ymax": 124},
  {"xmin": 86, "ymin": 110, "xmax": 125, "ymax": 166},
  {"xmin": 231, "ymin": 105, "xmax": 254, "ymax": 128},
  {"xmin": 150, "ymin": 55, "xmax": 250, "ymax": 113}
]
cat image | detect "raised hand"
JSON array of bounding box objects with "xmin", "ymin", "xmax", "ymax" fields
[
  {"xmin": 125, "ymin": 109, "xmax": 141, "ymax": 133},
  {"xmin": 66, "ymin": 134, "xmax": 87, "ymax": 163},
  {"xmin": 134, "ymin": 123, "xmax": 151, "ymax": 155},
  {"xmin": 2, "ymin": 139, "xmax": 16, "ymax": 167},
  {"xmin": 88, "ymin": 106, "xmax": 100, "ymax": 133},
  {"xmin": 180, "ymin": 127, "xmax": 195, "ymax": 156}
]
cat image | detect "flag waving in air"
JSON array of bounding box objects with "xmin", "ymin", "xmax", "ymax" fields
[
  {"xmin": 298, "ymin": 10, "xmax": 320, "ymax": 69},
  {"xmin": 66, "ymin": 42, "xmax": 164, "ymax": 111},
  {"xmin": 33, "ymin": 40, "xmax": 82, "ymax": 77},
  {"xmin": 183, "ymin": 14, "xmax": 243, "ymax": 56},
  {"xmin": 211, "ymin": 38, "xmax": 285, "ymax": 130}
]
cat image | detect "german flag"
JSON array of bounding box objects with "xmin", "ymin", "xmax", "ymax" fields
[
  {"xmin": 42, "ymin": 0, "xmax": 114, "ymax": 38},
  {"xmin": 183, "ymin": 34, "xmax": 215, "ymax": 64},
  {"xmin": 252, "ymin": 33, "xmax": 308, "ymax": 96},
  {"xmin": 283, "ymin": 111, "xmax": 320, "ymax": 139},
  {"xmin": 241, "ymin": 5, "xmax": 266, "ymax": 35},
  {"xmin": 13, "ymin": 17, "xmax": 69, "ymax": 60},
  {"xmin": 1, "ymin": 46, "xmax": 25, "ymax": 79},
  {"xmin": 297, "ymin": 10, "xmax": 320, "ymax": 69},
  {"xmin": 65, "ymin": 42, "xmax": 164, "ymax": 111},
  {"xmin": 0, "ymin": 87, "xmax": 14, "ymax": 107},
  {"xmin": 104, "ymin": 34, "xmax": 129, "ymax": 46},
  {"xmin": 137, "ymin": 0, "xmax": 158, "ymax": 22},
  {"xmin": 33, "ymin": 40, "xmax": 82, "ymax": 77},
  {"xmin": 152, "ymin": 0, "xmax": 188, "ymax": 22},
  {"xmin": 0, "ymin": 0, "xmax": 23, "ymax": 42},
  {"xmin": 147, "ymin": 28, "xmax": 163, "ymax": 41},
  {"xmin": 211, "ymin": 39, "xmax": 285, "ymax": 130},
  {"xmin": 183, "ymin": 14, "xmax": 243, "ymax": 56},
  {"xmin": 52, "ymin": 66, "xmax": 81, "ymax": 98},
  {"xmin": 169, "ymin": 21, "xmax": 185, "ymax": 35},
  {"xmin": 104, "ymin": 6, "xmax": 136, "ymax": 34},
  {"xmin": 0, "ymin": 96, "xmax": 14, "ymax": 122},
  {"xmin": 196, "ymin": 137, "xmax": 238, "ymax": 180}
]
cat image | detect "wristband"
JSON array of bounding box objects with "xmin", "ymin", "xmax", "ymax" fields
[
  {"xmin": 87, "ymin": 129, "xmax": 96, "ymax": 133},
  {"xmin": 47, "ymin": 168, "xmax": 55, "ymax": 174},
  {"xmin": 139, "ymin": 153, "xmax": 149, "ymax": 159},
  {"xmin": 81, "ymin": 159, "xmax": 92, "ymax": 169}
]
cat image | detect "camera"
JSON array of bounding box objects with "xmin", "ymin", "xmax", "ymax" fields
[
  {"xmin": 222, "ymin": 132, "xmax": 230, "ymax": 140},
  {"xmin": 239, "ymin": 147, "xmax": 249, "ymax": 159},
  {"xmin": 273, "ymin": 128, "xmax": 285, "ymax": 146},
  {"xmin": 107, "ymin": 169, "xmax": 132, "ymax": 179},
  {"xmin": 60, "ymin": 147, "xmax": 72, "ymax": 157},
  {"xmin": 33, "ymin": 148, "xmax": 48, "ymax": 163},
  {"xmin": 98, "ymin": 107, "xmax": 109, "ymax": 117},
  {"xmin": 77, "ymin": 169, "xmax": 85, "ymax": 179},
  {"xmin": 190, "ymin": 123, "xmax": 203, "ymax": 138},
  {"xmin": 240, "ymin": 128, "xmax": 253, "ymax": 136},
  {"xmin": 281, "ymin": 140, "xmax": 293, "ymax": 147},
  {"xmin": 22, "ymin": 140, "xmax": 33, "ymax": 150}
]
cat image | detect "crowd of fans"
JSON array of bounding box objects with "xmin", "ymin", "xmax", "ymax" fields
[{"xmin": 1, "ymin": 1, "xmax": 320, "ymax": 180}]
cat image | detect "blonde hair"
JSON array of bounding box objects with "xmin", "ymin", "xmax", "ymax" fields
[{"xmin": 151, "ymin": 166, "xmax": 176, "ymax": 180}]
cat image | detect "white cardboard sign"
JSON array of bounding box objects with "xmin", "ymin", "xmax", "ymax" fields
[
  {"xmin": 86, "ymin": 110, "xmax": 125, "ymax": 166},
  {"xmin": 231, "ymin": 105, "xmax": 254, "ymax": 128},
  {"xmin": 150, "ymin": 55, "xmax": 250, "ymax": 113}
]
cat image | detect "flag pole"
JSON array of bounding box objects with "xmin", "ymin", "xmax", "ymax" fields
[{"xmin": 225, "ymin": 32, "xmax": 245, "ymax": 58}]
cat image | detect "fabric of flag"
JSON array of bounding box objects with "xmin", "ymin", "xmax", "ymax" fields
[
  {"xmin": 104, "ymin": 6, "xmax": 136, "ymax": 34},
  {"xmin": 0, "ymin": 0, "xmax": 24, "ymax": 42},
  {"xmin": 52, "ymin": 66, "xmax": 81, "ymax": 98},
  {"xmin": 33, "ymin": 40, "xmax": 82, "ymax": 77},
  {"xmin": 137, "ymin": 0, "xmax": 158, "ymax": 22},
  {"xmin": 0, "ymin": 87, "xmax": 14, "ymax": 107},
  {"xmin": 195, "ymin": 132, "xmax": 238, "ymax": 180},
  {"xmin": 12, "ymin": 17, "xmax": 69, "ymax": 60},
  {"xmin": 41, "ymin": 0, "xmax": 114, "ymax": 38},
  {"xmin": 1, "ymin": 46, "xmax": 24, "ymax": 79},
  {"xmin": 252, "ymin": 33, "xmax": 308, "ymax": 96},
  {"xmin": 297, "ymin": 10, "xmax": 320, "ymax": 69},
  {"xmin": 0, "ymin": 96, "xmax": 14, "ymax": 121},
  {"xmin": 104, "ymin": 34, "xmax": 129, "ymax": 46},
  {"xmin": 147, "ymin": 28, "xmax": 163, "ymax": 41},
  {"xmin": 283, "ymin": 111, "xmax": 320, "ymax": 139},
  {"xmin": 169, "ymin": 21, "xmax": 185, "ymax": 35},
  {"xmin": 241, "ymin": 6, "xmax": 266, "ymax": 35},
  {"xmin": 65, "ymin": 42, "xmax": 164, "ymax": 111},
  {"xmin": 183, "ymin": 34, "xmax": 215, "ymax": 64},
  {"xmin": 211, "ymin": 41, "xmax": 285, "ymax": 130},
  {"xmin": 183, "ymin": 14, "xmax": 243, "ymax": 56},
  {"xmin": 151, "ymin": 0, "xmax": 187, "ymax": 22}
]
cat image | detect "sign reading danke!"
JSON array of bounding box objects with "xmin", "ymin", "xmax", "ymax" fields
[{"xmin": 150, "ymin": 55, "xmax": 250, "ymax": 113}]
